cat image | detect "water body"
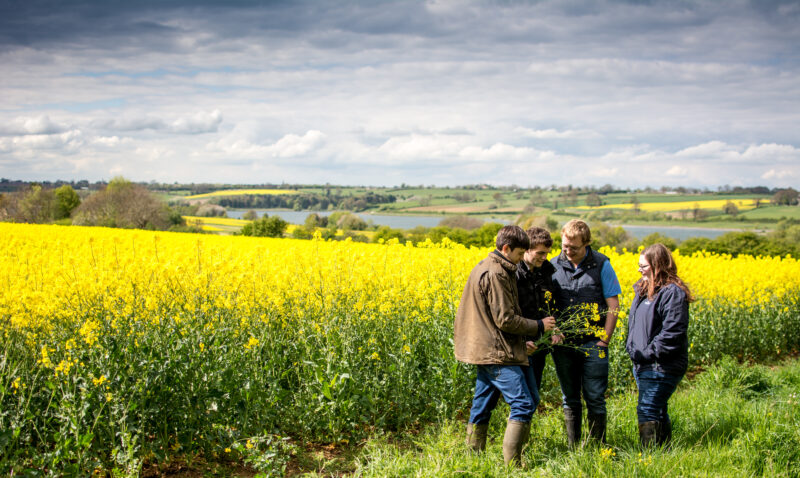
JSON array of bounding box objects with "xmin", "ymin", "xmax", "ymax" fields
[
  {"xmin": 227, "ymin": 209, "xmax": 509, "ymax": 229},
  {"xmin": 227, "ymin": 210, "xmax": 734, "ymax": 240}
]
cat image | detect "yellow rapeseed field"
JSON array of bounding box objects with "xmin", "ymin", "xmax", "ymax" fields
[
  {"xmin": 2, "ymin": 221, "xmax": 799, "ymax": 470},
  {"xmin": 2, "ymin": 222, "xmax": 797, "ymax": 332},
  {"xmin": 184, "ymin": 188, "xmax": 298, "ymax": 199},
  {"xmin": 576, "ymin": 198, "xmax": 761, "ymax": 212}
]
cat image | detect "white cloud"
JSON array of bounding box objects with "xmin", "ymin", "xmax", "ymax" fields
[
  {"xmin": 591, "ymin": 167, "xmax": 619, "ymax": 178},
  {"xmin": 378, "ymin": 134, "xmax": 464, "ymax": 160},
  {"xmin": 207, "ymin": 130, "xmax": 326, "ymax": 159},
  {"xmin": 0, "ymin": 130, "xmax": 84, "ymax": 152},
  {"xmin": 270, "ymin": 130, "xmax": 325, "ymax": 158},
  {"xmin": 1, "ymin": 116, "xmax": 70, "ymax": 135},
  {"xmin": 666, "ymin": 165, "xmax": 688, "ymax": 177},
  {"xmin": 169, "ymin": 110, "xmax": 223, "ymax": 134},
  {"xmin": 514, "ymin": 127, "xmax": 602, "ymax": 140},
  {"xmin": 761, "ymin": 169, "xmax": 795, "ymax": 180}
]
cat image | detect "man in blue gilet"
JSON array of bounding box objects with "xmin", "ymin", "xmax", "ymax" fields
[{"xmin": 550, "ymin": 219, "xmax": 621, "ymax": 447}]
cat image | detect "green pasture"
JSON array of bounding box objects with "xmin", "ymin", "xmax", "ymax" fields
[{"xmin": 351, "ymin": 356, "xmax": 800, "ymax": 478}]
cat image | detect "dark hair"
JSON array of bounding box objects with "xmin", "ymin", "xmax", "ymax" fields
[
  {"xmin": 526, "ymin": 226, "xmax": 553, "ymax": 249},
  {"xmin": 634, "ymin": 243, "xmax": 695, "ymax": 302},
  {"xmin": 496, "ymin": 225, "xmax": 530, "ymax": 251}
]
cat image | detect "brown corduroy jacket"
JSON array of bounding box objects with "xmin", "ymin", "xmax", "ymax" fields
[{"xmin": 454, "ymin": 251, "xmax": 541, "ymax": 365}]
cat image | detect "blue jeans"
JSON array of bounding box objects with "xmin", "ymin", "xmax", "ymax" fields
[
  {"xmin": 468, "ymin": 364, "xmax": 537, "ymax": 424},
  {"xmin": 634, "ymin": 368, "xmax": 683, "ymax": 423},
  {"xmin": 552, "ymin": 342, "xmax": 609, "ymax": 415}
]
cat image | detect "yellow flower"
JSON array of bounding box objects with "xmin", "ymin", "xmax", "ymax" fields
[{"xmin": 245, "ymin": 336, "xmax": 259, "ymax": 350}]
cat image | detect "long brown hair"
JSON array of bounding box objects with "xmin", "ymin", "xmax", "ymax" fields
[{"xmin": 634, "ymin": 243, "xmax": 695, "ymax": 302}]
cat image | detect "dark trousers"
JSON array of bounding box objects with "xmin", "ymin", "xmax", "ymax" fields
[{"xmin": 552, "ymin": 342, "xmax": 609, "ymax": 415}]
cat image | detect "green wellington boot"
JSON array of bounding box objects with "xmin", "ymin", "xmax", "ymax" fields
[
  {"xmin": 502, "ymin": 419, "xmax": 530, "ymax": 466},
  {"xmin": 465, "ymin": 422, "xmax": 489, "ymax": 452}
]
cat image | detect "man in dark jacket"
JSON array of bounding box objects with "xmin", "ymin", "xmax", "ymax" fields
[
  {"xmin": 550, "ymin": 220, "xmax": 621, "ymax": 447},
  {"xmin": 454, "ymin": 225, "xmax": 556, "ymax": 466},
  {"xmin": 516, "ymin": 227, "xmax": 561, "ymax": 398}
]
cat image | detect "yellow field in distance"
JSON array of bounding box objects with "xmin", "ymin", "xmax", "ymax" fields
[
  {"xmin": 184, "ymin": 189, "xmax": 298, "ymax": 199},
  {"xmin": 183, "ymin": 216, "xmax": 250, "ymax": 227},
  {"xmin": 576, "ymin": 198, "xmax": 762, "ymax": 212}
]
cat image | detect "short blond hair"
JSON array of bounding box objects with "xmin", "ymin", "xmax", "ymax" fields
[{"xmin": 561, "ymin": 219, "xmax": 591, "ymax": 244}]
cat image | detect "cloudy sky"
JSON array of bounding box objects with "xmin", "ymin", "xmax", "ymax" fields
[{"xmin": 1, "ymin": 0, "xmax": 799, "ymax": 188}]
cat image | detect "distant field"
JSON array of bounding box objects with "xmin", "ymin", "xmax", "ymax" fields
[
  {"xmin": 575, "ymin": 198, "xmax": 762, "ymax": 212},
  {"xmin": 738, "ymin": 205, "xmax": 800, "ymax": 220},
  {"xmin": 184, "ymin": 189, "xmax": 299, "ymax": 199}
]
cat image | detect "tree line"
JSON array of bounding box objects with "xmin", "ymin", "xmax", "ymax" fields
[{"xmin": 0, "ymin": 178, "xmax": 193, "ymax": 231}]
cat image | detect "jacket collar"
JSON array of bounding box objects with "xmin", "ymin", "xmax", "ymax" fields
[
  {"xmin": 519, "ymin": 259, "xmax": 556, "ymax": 277},
  {"xmin": 490, "ymin": 249, "xmax": 517, "ymax": 274}
]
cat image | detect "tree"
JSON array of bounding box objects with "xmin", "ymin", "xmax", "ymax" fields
[
  {"xmin": 722, "ymin": 200, "xmax": 739, "ymax": 217},
  {"xmin": 585, "ymin": 193, "xmax": 602, "ymax": 207},
  {"xmin": 72, "ymin": 177, "xmax": 172, "ymax": 229},
  {"xmin": 240, "ymin": 215, "xmax": 288, "ymax": 237},
  {"xmin": 242, "ymin": 210, "xmax": 258, "ymax": 220},
  {"xmin": 641, "ymin": 233, "xmax": 677, "ymax": 251},
  {"xmin": 691, "ymin": 203, "xmax": 707, "ymax": 221},
  {"xmin": 54, "ymin": 185, "xmax": 81, "ymax": 220},
  {"xmin": 772, "ymin": 188, "xmax": 799, "ymax": 206},
  {"xmin": 304, "ymin": 213, "xmax": 327, "ymax": 228},
  {"xmin": 438, "ymin": 215, "xmax": 484, "ymax": 230},
  {"xmin": 630, "ymin": 195, "xmax": 640, "ymax": 214},
  {"xmin": 15, "ymin": 185, "xmax": 56, "ymax": 223},
  {"xmin": 336, "ymin": 213, "xmax": 367, "ymax": 231}
]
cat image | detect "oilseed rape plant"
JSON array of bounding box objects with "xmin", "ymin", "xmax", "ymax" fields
[{"xmin": 1, "ymin": 222, "xmax": 799, "ymax": 473}]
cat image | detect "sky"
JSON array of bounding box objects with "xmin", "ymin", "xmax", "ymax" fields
[{"xmin": 1, "ymin": 0, "xmax": 799, "ymax": 189}]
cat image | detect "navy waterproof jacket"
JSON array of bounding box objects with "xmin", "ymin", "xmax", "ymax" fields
[{"xmin": 625, "ymin": 283, "xmax": 690, "ymax": 376}]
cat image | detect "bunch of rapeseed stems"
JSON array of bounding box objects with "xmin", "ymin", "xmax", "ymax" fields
[{"xmin": 1, "ymin": 222, "xmax": 799, "ymax": 474}]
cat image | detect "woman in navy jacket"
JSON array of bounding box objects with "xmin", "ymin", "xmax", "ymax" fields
[{"xmin": 626, "ymin": 243, "xmax": 694, "ymax": 447}]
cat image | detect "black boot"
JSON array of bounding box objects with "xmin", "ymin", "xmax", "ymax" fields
[
  {"xmin": 638, "ymin": 420, "xmax": 659, "ymax": 448},
  {"xmin": 465, "ymin": 422, "xmax": 489, "ymax": 452},
  {"xmin": 587, "ymin": 413, "xmax": 607, "ymax": 444},
  {"xmin": 564, "ymin": 408, "xmax": 581, "ymax": 448},
  {"xmin": 657, "ymin": 419, "xmax": 672, "ymax": 446}
]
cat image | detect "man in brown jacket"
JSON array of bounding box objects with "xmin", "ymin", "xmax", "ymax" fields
[{"xmin": 454, "ymin": 225, "xmax": 556, "ymax": 466}]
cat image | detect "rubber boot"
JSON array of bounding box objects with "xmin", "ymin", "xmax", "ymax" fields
[
  {"xmin": 502, "ymin": 419, "xmax": 530, "ymax": 466},
  {"xmin": 587, "ymin": 413, "xmax": 607, "ymax": 444},
  {"xmin": 657, "ymin": 419, "xmax": 672, "ymax": 446},
  {"xmin": 465, "ymin": 422, "xmax": 489, "ymax": 452},
  {"xmin": 638, "ymin": 420, "xmax": 659, "ymax": 447},
  {"xmin": 564, "ymin": 408, "xmax": 581, "ymax": 449}
]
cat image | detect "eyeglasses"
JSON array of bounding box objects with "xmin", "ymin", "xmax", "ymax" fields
[
  {"xmin": 638, "ymin": 263, "xmax": 650, "ymax": 270},
  {"xmin": 562, "ymin": 244, "xmax": 584, "ymax": 251}
]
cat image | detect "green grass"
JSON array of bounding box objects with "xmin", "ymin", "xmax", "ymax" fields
[
  {"xmin": 339, "ymin": 357, "xmax": 800, "ymax": 477},
  {"xmin": 739, "ymin": 206, "xmax": 800, "ymax": 220}
]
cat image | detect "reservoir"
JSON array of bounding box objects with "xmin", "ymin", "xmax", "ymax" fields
[{"xmin": 227, "ymin": 210, "xmax": 738, "ymax": 241}]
